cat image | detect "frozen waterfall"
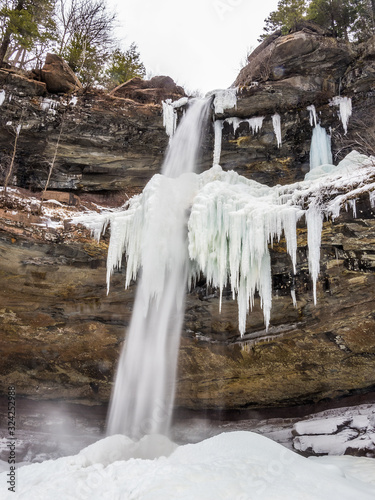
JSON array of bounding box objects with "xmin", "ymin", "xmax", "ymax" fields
[
  {"xmin": 72, "ymin": 93, "xmax": 375, "ymax": 439},
  {"xmin": 105, "ymin": 98, "xmax": 211, "ymax": 438}
]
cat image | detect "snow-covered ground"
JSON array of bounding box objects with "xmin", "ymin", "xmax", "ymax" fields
[{"xmin": 1, "ymin": 431, "xmax": 375, "ymax": 499}]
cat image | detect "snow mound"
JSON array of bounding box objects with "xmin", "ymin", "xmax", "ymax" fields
[{"xmin": 1, "ymin": 431, "xmax": 375, "ymax": 499}]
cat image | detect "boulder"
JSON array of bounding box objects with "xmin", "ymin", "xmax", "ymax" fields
[
  {"xmin": 110, "ymin": 75, "xmax": 186, "ymax": 103},
  {"xmin": 40, "ymin": 53, "xmax": 82, "ymax": 94}
]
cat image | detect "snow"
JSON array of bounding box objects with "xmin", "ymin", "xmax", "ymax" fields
[
  {"xmin": 272, "ymin": 113, "xmax": 282, "ymax": 147},
  {"xmin": 1, "ymin": 431, "xmax": 374, "ymax": 499},
  {"xmin": 294, "ymin": 416, "xmax": 352, "ymax": 436},
  {"xmin": 330, "ymin": 96, "xmax": 352, "ymax": 134},
  {"xmin": 0, "ymin": 89, "xmax": 5, "ymax": 106}
]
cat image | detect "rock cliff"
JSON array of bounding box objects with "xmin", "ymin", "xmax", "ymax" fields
[{"xmin": 1, "ymin": 27, "xmax": 375, "ymax": 417}]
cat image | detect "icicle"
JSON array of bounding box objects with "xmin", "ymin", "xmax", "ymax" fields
[
  {"xmin": 307, "ymin": 105, "xmax": 317, "ymax": 127},
  {"xmin": 0, "ymin": 90, "xmax": 5, "ymax": 106},
  {"xmin": 272, "ymin": 113, "xmax": 282, "ymax": 147},
  {"xmin": 306, "ymin": 203, "xmax": 323, "ymax": 305},
  {"xmin": 369, "ymin": 191, "xmax": 375, "ymax": 208},
  {"xmin": 224, "ymin": 116, "xmax": 264, "ymax": 136},
  {"xmin": 247, "ymin": 116, "xmax": 264, "ymax": 134},
  {"xmin": 309, "ymin": 125, "xmax": 333, "ymax": 170},
  {"xmin": 213, "ymin": 120, "xmax": 223, "ymax": 165},
  {"xmin": 225, "ymin": 117, "xmax": 242, "ymax": 134},
  {"xmin": 348, "ymin": 199, "xmax": 357, "ymax": 217},
  {"xmin": 330, "ymin": 96, "xmax": 352, "ymax": 135},
  {"xmin": 291, "ymin": 289, "xmax": 297, "ymax": 308}
]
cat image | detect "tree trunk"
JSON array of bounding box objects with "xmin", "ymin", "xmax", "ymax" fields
[{"xmin": 0, "ymin": 0, "xmax": 25, "ymax": 66}]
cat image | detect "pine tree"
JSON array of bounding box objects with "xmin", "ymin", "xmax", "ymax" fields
[
  {"xmin": 260, "ymin": 0, "xmax": 308, "ymax": 40},
  {"xmin": 307, "ymin": 0, "xmax": 358, "ymax": 39},
  {"xmin": 105, "ymin": 43, "xmax": 146, "ymax": 89},
  {"xmin": 0, "ymin": 0, "xmax": 56, "ymax": 66}
]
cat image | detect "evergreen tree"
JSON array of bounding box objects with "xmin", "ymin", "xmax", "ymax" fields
[
  {"xmin": 105, "ymin": 43, "xmax": 146, "ymax": 89},
  {"xmin": 0, "ymin": 0, "xmax": 56, "ymax": 66},
  {"xmin": 307, "ymin": 0, "xmax": 358, "ymax": 39},
  {"xmin": 260, "ymin": 0, "xmax": 308, "ymax": 40}
]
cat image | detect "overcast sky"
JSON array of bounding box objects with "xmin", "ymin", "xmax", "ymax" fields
[{"xmin": 108, "ymin": 0, "xmax": 280, "ymax": 94}]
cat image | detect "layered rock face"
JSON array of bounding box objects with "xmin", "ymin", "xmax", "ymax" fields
[{"xmin": 1, "ymin": 29, "xmax": 375, "ymax": 414}]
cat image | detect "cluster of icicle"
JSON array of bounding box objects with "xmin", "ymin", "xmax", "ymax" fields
[
  {"xmin": 73, "ymin": 91, "xmax": 375, "ymax": 338},
  {"xmin": 73, "ymin": 153, "xmax": 375, "ymax": 338}
]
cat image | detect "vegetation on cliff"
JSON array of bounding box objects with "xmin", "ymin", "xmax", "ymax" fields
[
  {"xmin": 261, "ymin": 0, "xmax": 375, "ymax": 41},
  {"xmin": 0, "ymin": 0, "xmax": 146, "ymax": 87}
]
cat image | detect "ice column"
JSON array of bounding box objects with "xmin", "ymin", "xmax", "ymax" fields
[
  {"xmin": 309, "ymin": 125, "xmax": 333, "ymax": 169},
  {"xmin": 272, "ymin": 113, "xmax": 282, "ymax": 147},
  {"xmin": 213, "ymin": 120, "xmax": 223, "ymax": 165},
  {"xmin": 306, "ymin": 203, "xmax": 323, "ymax": 304}
]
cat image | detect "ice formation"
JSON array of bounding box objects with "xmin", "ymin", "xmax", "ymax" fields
[
  {"xmin": 162, "ymin": 97, "xmax": 189, "ymax": 139},
  {"xmin": 0, "ymin": 89, "xmax": 5, "ymax": 106},
  {"xmin": 330, "ymin": 96, "xmax": 352, "ymax": 134},
  {"xmin": 247, "ymin": 116, "xmax": 264, "ymax": 134},
  {"xmin": 210, "ymin": 88, "xmax": 237, "ymax": 114},
  {"xmin": 76, "ymin": 147, "xmax": 375, "ymax": 338},
  {"xmin": 213, "ymin": 119, "xmax": 223, "ymax": 165},
  {"xmin": 224, "ymin": 116, "xmax": 264, "ymax": 135},
  {"xmin": 272, "ymin": 113, "xmax": 282, "ymax": 147},
  {"xmin": 214, "ymin": 115, "xmax": 264, "ymax": 165},
  {"xmin": 162, "ymin": 99, "xmax": 178, "ymax": 138},
  {"xmin": 309, "ymin": 124, "xmax": 333, "ymax": 170},
  {"xmin": 40, "ymin": 97, "xmax": 58, "ymax": 113}
]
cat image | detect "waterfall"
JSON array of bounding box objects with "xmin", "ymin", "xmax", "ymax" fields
[{"xmin": 106, "ymin": 98, "xmax": 211, "ymax": 438}]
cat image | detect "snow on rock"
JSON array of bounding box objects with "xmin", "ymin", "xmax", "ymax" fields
[
  {"xmin": 293, "ymin": 405, "xmax": 375, "ymax": 457},
  {"xmin": 294, "ymin": 416, "xmax": 352, "ymax": 436},
  {"xmin": 1, "ymin": 431, "xmax": 375, "ymax": 500},
  {"xmin": 0, "ymin": 89, "xmax": 5, "ymax": 106}
]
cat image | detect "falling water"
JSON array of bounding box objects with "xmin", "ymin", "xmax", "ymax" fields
[{"xmin": 106, "ymin": 98, "xmax": 211, "ymax": 438}]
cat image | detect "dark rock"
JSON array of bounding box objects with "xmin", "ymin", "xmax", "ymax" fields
[{"xmin": 0, "ymin": 68, "xmax": 46, "ymax": 96}]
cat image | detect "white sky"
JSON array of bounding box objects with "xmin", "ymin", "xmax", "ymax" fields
[{"xmin": 108, "ymin": 0, "xmax": 280, "ymax": 94}]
